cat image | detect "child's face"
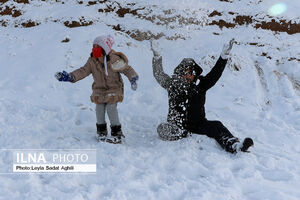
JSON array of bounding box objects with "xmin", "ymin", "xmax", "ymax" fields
[
  {"xmin": 92, "ymin": 44, "xmax": 103, "ymax": 58},
  {"xmin": 182, "ymin": 68, "xmax": 195, "ymax": 83}
]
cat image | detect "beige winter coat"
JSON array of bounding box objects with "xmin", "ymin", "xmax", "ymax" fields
[{"xmin": 70, "ymin": 50, "xmax": 138, "ymax": 104}]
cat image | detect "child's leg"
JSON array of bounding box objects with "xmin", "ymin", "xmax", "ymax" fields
[
  {"xmin": 106, "ymin": 103, "xmax": 121, "ymax": 126},
  {"xmin": 96, "ymin": 104, "xmax": 106, "ymax": 124},
  {"xmin": 194, "ymin": 120, "xmax": 239, "ymax": 153},
  {"xmin": 95, "ymin": 104, "xmax": 108, "ymax": 140},
  {"xmin": 106, "ymin": 103, "xmax": 123, "ymax": 143}
]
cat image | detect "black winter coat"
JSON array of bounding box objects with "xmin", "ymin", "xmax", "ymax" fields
[{"xmin": 152, "ymin": 56, "xmax": 227, "ymax": 132}]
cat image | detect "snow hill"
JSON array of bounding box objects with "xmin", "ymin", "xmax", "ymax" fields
[{"xmin": 0, "ymin": 0, "xmax": 300, "ymax": 199}]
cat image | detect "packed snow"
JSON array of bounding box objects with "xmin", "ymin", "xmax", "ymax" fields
[{"xmin": 0, "ymin": 0, "xmax": 300, "ymax": 199}]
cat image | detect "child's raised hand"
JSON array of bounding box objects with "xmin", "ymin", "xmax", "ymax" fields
[
  {"xmin": 221, "ymin": 38, "xmax": 235, "ymax": 59},
  {"xmin": 150, "ymin": 39, "xmax": 161, "ymax": 57}
]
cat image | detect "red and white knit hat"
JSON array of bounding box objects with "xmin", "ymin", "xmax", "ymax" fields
[
  {"xmin": 93, "ymin": 35, "xmax": 115, "ymax": 76},
  {"xmin": 93, "ymin": 35, "xmax": 114, "ymax": 54}
]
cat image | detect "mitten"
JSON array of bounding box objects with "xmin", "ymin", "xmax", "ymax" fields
[
  {"xmin": 55, "ymin": 71, "xmax": 73, "ymax": 82},
  {"xmin": 130, "ymin": 76, "xmax": 139, "ymax": 91},
  {"xmin": 220, "ymin": 38, "xmax": 235, "ymax": 59},
  {"xmin": 150, "ymin": 39, "xmax": 162, "ymax": 57}
]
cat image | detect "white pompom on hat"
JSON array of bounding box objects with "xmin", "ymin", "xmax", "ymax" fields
[{"xmin": 93, "ymin": 35, "xmax": 114, "ymax": 54}]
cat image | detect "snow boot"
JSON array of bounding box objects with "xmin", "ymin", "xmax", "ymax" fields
[
  {"xmin": 96, "ymin": 123, "xmax": 107, "ymax": 141},
  {"xmin": 107, "ymin": 125, "xmax": 124, "ymax": 144},
  {"xmin": 223, "ymin": 137, "xmax": 240, "ymax": 153},
  {"xmin": 231, "ymin": 137, "xmax": 254, "ymax": 153},
  {"xmin": 240, "ymin": 137, "xmax": 254, "ymax": 152}
]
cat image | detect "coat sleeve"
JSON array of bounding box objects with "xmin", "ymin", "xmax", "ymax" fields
[
  {"xmin": 199, "ymin": 56, "xmax": 227, "ymax": 91},
  {"xmin": 70, "ymin": 58, "xmax": 92, "ymax": 83},
  {"xmin": 152, "ymin": 56, "xmax": 172, "ymax": 90},
  {"xmin": 111, "ymin": 51, "xmax": 138, "ymax": 82},
  {"xmin": 121, "ymin": 65, "xmax": 138, "ymax": 82}
]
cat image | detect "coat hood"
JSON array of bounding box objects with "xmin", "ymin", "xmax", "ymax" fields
[{"xmin": 173, "ymin": 58, "xmax": 203, "ymax": 78}]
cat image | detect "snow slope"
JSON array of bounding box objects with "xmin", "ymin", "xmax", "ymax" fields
[{"xmin": 0, "ymin": 0, "xmax": 300, "ymax": 199}]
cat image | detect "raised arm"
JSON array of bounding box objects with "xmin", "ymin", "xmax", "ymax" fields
[
  {"xmin": 199, "ymin": 57, "xmax": 227, "ymax": 91},
  {"xmin": 199, "ymin": 39, "xmax": 234, "ymax": 91},
  {"xmin": 151, "ymin": 40, "xmax": 172, "ymax": 90}
]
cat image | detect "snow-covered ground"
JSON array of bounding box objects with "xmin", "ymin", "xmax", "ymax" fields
[{"xmin": 0, "ymin": 0, "xmax": 300, "ymax": 199}]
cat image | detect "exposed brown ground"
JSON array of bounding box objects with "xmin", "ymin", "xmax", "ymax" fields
[{"xmin": 1, "ymin": 1, "xmax": 299, "ymax": 39}]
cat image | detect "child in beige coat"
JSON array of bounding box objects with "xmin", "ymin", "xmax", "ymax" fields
[{"xmin": 55, "ymin": 35, "xmax": 138, "ymax": 143}]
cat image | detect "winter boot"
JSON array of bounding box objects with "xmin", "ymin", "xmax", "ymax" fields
[
  {"xmin": 107, "ymin": 125, "xmax": 124, "ymax": 144},
  {"xmin": 96, "ymin": 123, "xmax": 107, "ymax": 141},
  {"xmin": 224, "ymin": 137, "xmax": 240, "ymax": 153},
  {"xmin": 231, "ymin": 137, "xmax": 254, "ymax": 153},
  {"xmin": 240, "ymin": 137, "xmax": 254, "ymax": 152}
]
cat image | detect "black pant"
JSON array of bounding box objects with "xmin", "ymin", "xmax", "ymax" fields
[
  {"xmin": 157, "ymin": 120, "xmax": 239, "ymax": 153},
  {"xmin": 191, "ymin": 120, "xmax": 239, "ymax": 153}
]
